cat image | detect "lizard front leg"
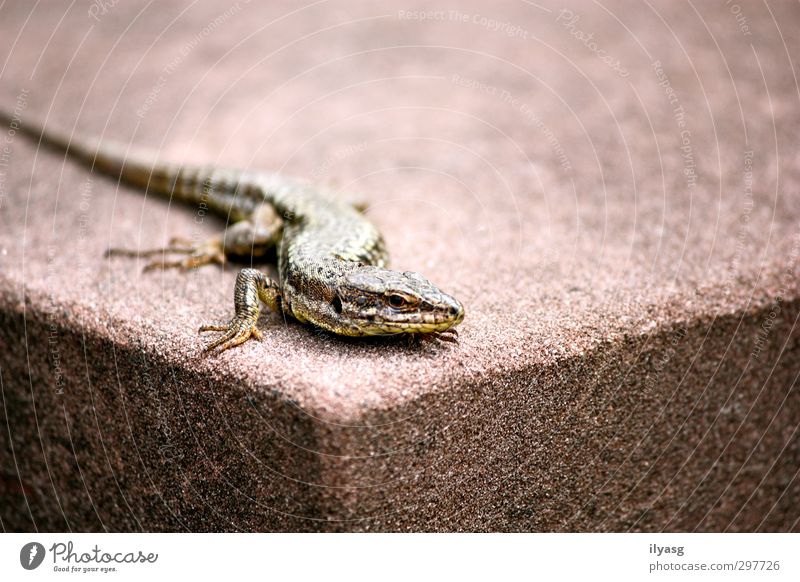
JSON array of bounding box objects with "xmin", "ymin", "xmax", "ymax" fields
[{"xmin": 199, "ymin": 268, "xmax": 282, "ymax": 353}]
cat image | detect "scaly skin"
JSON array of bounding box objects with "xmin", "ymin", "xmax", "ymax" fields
[{"xmin": 4, "ymin": 111, "xmax": 465, "ymax": 352}]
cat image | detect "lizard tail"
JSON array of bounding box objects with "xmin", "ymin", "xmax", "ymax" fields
[
  {"xmin": 0, "ymin": 107, "xmax": 247, "ymax": 215},
  {"xmin": 0, "ymin": 107, "xmax": 150, "ymax": 185}
]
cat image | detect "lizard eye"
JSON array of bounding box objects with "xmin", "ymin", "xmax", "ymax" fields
[{"xmin": 388, "ymin": 294, "xmax": 407, "ymax": 308}]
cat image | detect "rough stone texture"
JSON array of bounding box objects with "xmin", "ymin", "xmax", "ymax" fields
[{"xmin": 1, "ymin": 1, "xmax": 798, "ymax": 531}]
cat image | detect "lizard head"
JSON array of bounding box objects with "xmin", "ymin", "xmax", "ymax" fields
[{"xmin": 334, "ymin": 266, "xmax": 464, "ymax": 335}]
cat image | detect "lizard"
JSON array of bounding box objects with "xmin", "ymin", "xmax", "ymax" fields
[{"xmin": 2, "ymin": 111, "xmax": 465, "ymax": 352}]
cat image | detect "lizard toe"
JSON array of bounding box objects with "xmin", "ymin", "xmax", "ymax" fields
[
  {"xmin": 432, "ymin": 330, "xmax": 459, "ymax": 345},
  {"xmin": 201, "ymin": 317, "xmax": 261, "ymax": 353}
]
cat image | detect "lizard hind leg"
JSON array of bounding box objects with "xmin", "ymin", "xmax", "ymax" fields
[
  {"xmin": 106, "ymin": 235, "xmax": 227, "ymax": 272},
  {"xmin": 105, "ymin": 205, "xmax": 283, "ymax": 272},
  {"xmin": 220, "ymin": 204, "xmax": 283, "ymax": 259},
  {"xmin": 199, "ymin": 268, "xmax": 282, "ymax": 353}
]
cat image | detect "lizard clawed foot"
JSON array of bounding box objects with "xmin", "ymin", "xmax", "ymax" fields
[
  {"xmin": 199, "ymin": 316, "xmax": 263, "ymax": 353},
  {"xmin": 410, "ymin": 328, "xmax": 460, "ymax": 346},
  {"xmin": 106, "ymin": 236, "xmax": 226, "ymax": 272},
  {"xmin": 434, "ymin": 328, "xmax": 459, "ymax": 344}
]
